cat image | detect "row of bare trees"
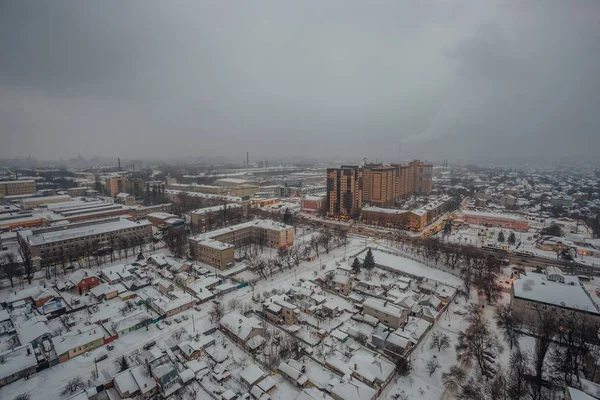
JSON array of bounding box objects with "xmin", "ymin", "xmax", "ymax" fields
[
  {"xmin": 444, "ymin": 302, "xmax": 600, "ymax": 399},
  {"xmin": 390, "ymin": 236, "xmax": 503, "ymax": 304}
]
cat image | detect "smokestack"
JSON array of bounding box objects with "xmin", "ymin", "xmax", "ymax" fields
[
  {"xmin": 246, "ymin": 152, "xmax": 249, "ymax": 166},
  {"xmin": 118, "ymin": 157, "xmax": 121, "ymax": 171}
]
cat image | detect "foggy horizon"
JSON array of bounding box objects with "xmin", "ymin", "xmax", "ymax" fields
[{"xmin": 2, "ymin": 1, "xmax": 600, "ymax": 164}]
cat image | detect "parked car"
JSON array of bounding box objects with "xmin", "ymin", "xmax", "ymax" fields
[
  {"xmin": 193, "ymin": 305, "xmax": 202, "ymax": 312},
  {"xmin": 107, "ymin": 344, "xmax": 115, "ymax": 351},
  {"xmin": 181, "ymin": 314, "xmax": 189, "ymax": 321},
  {"xmin": 95, "ymin": 350, "xmax": 108, "ymax": 362},
  {"xmin": 143, "ymin": 341, "xmax": 156, "ymax": 350},
  {"xmin": 156, "ymin": 323, "xmax": 164, "ymax": 330},
  {"xmin": 174, "ymin": 317, "xmax": 182, "ymax": 323},
  {"xmin": 164, "ymin": 319, "xmax": 172, "ymax": 326}
]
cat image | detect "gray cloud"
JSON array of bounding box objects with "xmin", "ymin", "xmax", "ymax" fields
[{"xmin": 1, "ymin": 0, "xmax": 599, "ymax": 164}]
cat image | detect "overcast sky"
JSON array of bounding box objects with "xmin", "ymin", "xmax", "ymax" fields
[{"xmin": 1, "ymin": 1, "xmax": 599, "ymax": 164}]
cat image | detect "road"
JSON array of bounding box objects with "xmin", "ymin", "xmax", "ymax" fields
[{"xmin": 296, "ymin": 214, "xmax": 599, "ymax": 276}]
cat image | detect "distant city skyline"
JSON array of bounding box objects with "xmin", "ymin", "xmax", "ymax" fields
[{"xmin": 2, "ymin": 1, "xmax": 600, "ymax": 163}]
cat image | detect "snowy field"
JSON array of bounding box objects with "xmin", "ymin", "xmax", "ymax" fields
[{"xmin": 364, "ymin": 248, "xmax": 463, "ymax": 287}]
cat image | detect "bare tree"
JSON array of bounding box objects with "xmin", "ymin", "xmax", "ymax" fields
[
  {"xmin": 18, "ymin": 240, "xmax": 35, "ymax": 284},
  {"xmin": 430, "ymin": 331, "xmax": 451, "ymax": 352},
  {"xmin": 60, "ymin": 376, "xmax": 85, "ymax": 396},
  {"xmin": 227, "ymin": 297, "xmax": 242, "ymax": 312},
  {"xmin": 427, "ymin": 358, "xmax": 441, "ymax": 376},
  {"xmin": 530, "ymin": 311, "xmax": 557, "ymax": 400},
  {"xmin": 494, "ymin": 304, "xmax": 521, "ymax": 350},
  {"xmin": 0, "ymin": 252, "xmax": 20, "ymax": 288},
  {"xmin": 456, "ymin": 306, "xmax": 503, "ymax": 379},
  {"xmin": 13, "ymin": 393, "xmax": 31, "ymax": 400},
  {"xmin": 208, "ymin": 301, "xmax": 224, "ymax": 324},
  {"xmin": 507, "ymin": 349, "xmax": 530, "ymax": 400}
]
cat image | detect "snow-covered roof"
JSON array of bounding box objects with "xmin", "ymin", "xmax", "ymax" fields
[
  {"xmin": 0, "ymin": 310, "xmax": 9, "ymax": 322},
  {"xmin": 349, "ymin": 351, "xmax": 395, "ymax": 384},
  {"xmin": 461, "ymin": 210, "xmax": 526, "ymax": 221},
  {"xmin": 257, "ymin": 375, "xmax": 277, "ymax": 392},
  {"xmin": 21, "ymin": 194, "xmax": 71, "ymax": 204},
  {"xmin": 7, "ymin": 286, "xmax": 54, "ymax": 304},
  {"xmin": 240, "ymin": 364, "xmax": 266, "ymax": 385},
  {"xmin": 394, "ymin": 317, "xmax": 431, "ymax": 344},
  {"xmin": 0, "ymin": 344, "xmax": 37, "ymax": 381},
  {"xmin": 114, "ymin": 369, "xmax": 139, "ymax": 395},
  {"xmin": 513, "ymin": 273, "xmax": 600, "ymax": 314},
  {"xmin": 220, "ymin": 312, "xmax": 263, "ymax": 341},
  {"xmin": 180, "ymin": 368, "xmax": 195, "ymax": 383},
  {"xmin": 296, "ymin": 388, "xmax": 334, "ymax": 400},
  {"xmin": 23, "ymin": 218, "xmax": 151, "ymax": 246},
  {"xmin": 111, "ymin": 310, "xmax": 151, "ymax": 333},
  {"xmin": 52, "ymin": 324, "xmax": 105, "ymax": 356},
  {"xmin": 90, "ymin": 282, "xmax": 119, "ymax": 297},
  {"xmin": 191, "ymin": 204, "xmax": 243, "ymax": 215},
  {"xmin": 16, "ymin": 315, "xmax": 51, "ymax": 344},
  {"xmin": 328, "ymin": 378, "xmax": 376, "ymax": 400},
  {"xmin": 362, "ymin": 206, "xmax": 408, "ymax": 215},
  {"xmin": 185, "ymin": 359, "xmax": 209, "ymax": 374},
  {"xmin": 363, "ymin": 297, "xmax": 404, "ymax": 319},
  {"xmin": 189, "ymin": 219, "xmax": 292, "ymax": 243},
  {"xmin": 131, "ymin": 365, "xmax": 156, "ymax": 394},
  {"xmin": 68, "ymin": 268, "xmax": 92, "ymax": 285}
]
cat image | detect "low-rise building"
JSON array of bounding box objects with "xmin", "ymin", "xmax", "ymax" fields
[
  {"xmin": 0, "ymin": 344, "xmax": 38, "ymax": 387},
  {"xmin": 0, "ymin": 180, "xmax": 36, "ymax": 197},
  {"xmin": 67, "ymin": 268, "xmax": 100, "ymax": 293},
  {"xmin": 52, "ymin": 324, "xmax": 105, "ymax": 363},
  {"xmin": 21, "ymin": 195, "xmax": 72, "ymax": 210},
  {"xmin": 263, "ymin": 295, "xmax": 298, "ymax": 325},
  {"xmin": 190, "ymin": 204, "xmax": 244, "ymax": 231},
  {"xmin": 363, "ymin": 298, "xmax": 407, "ymax": 329},
  {"xmin": 461, "ymin": 210, "xmax": 529, "ymax": 231},
  {"xmin": 189, "ymin": 219, "xmax": 294, "ymax": 270},
  {"xmin": 18, "ymin": 217, "xmax": 152, "ymax": 265},
  {"xmin": 219, "ymin": 313, "xmax": 265, "ymax": 347},
  {"xmin": 510, "ymin": 269, "xmax": 600, "ymax": 327}
]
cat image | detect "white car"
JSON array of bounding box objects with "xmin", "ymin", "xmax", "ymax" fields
[{"xmin": 156, "ymin": 323, "xmax": 164, "ymax": 330}]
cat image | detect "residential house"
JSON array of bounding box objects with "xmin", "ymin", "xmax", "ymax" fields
[
  {"xmin": 109, "ymin": 310, "xmax": 152, "ymax": 336},
  {"xmin": 52, "ymin": 324, "xmax": 105, "ymax": 363},
  {"xmin": 327, "ymin": 378, "xmax": 377, "ymax": 400},
  {"xmin": 15, "ymin": 315, "xmax": 52, "ymax": 348},
  {"xmin": 240, "ymin": 365, "xmax": 266, "ymax": 387},
  {"xmin": 176, "ymin": 335, "xmax": 215, "ymax": 361},
  {"xmin": 362, "ymin": 298, "xmax": 407, "ymax": 329},
  {"xmin": 6, "ymin": 286, "xmax": 55, "ymax": 308},
  {"xmin": 68, "ymin": 269, "xmax": 100, "ymax": 294},
  {"xmin": 277, "ymin": 361, "xmax": 308, "ymax": 387},
  {"xmin": 0, "ymin": 344, "xmax": 38, "ymax": 387},
  {"xmin": 157, "ymin": 279, "xmax": 174, "ymax": 294},
  {"xmin": 263, "ymin": 295, "xmax": 298, "ymax": 325},
  {"xmin": 331, "ymin": 271, "xmax": 353, "ymax": 295},
  {"xmin": 219, "ymin": 313, "xmax": 265, "ymax": 348}
]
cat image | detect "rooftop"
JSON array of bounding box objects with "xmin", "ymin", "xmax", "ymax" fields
[
  {"xmin": 23, "ymin": 218, "xmax": 151, "ymax": 246},
  {"xmin": 22, "ymin": 194, "xmax": 71, "ymax": 204},
  {"xmin": 513, "ymin": 272, "xmax": 600, "ymax": 315},
  {"xmin": 189, "ymin": 219, "xmax": 292, "ymax": 242},
  {"xmin": 191, "ymin": 203, "xmax": 243, "ymax": 215},
  {"xmin": 0, "ymin": 344, "xmax": 37, "ymax": 381},
  {"xmin": 462, "ymin": 210, "xmax": 526, "ymax": 222}
]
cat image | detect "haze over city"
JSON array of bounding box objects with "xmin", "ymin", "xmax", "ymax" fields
[
  {"xmin": 2, "ymin": 0, "xmax": 600, "ymax": 164},
  {"xmin": 1, "ymin": 3, "xmax": 600, "ymax": 400}
]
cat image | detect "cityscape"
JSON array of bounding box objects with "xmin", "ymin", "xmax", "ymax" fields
[{"xmin": 1, "ymin": 2, "xmax": 600, "ymax": 400}]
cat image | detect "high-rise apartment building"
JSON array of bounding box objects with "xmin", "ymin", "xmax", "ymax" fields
[
  {"xmin": 408, "ymin": 159, "xmax": 433, "ymax": 194},
  {"xmin": 392, "ymin": 164, "xmax": 412, "ymax": 200},
  {"xmin": 326, "ymin": 166, "xmax": 362, "ymax": 217},
  {"xmin": 362, "ymin": 164, "xmax": 396, "ymax": 208}
]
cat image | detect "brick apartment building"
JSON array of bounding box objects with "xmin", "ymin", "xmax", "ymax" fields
[
  {"xmin": 189, "ymin": 219, "xmax": 294, "ymax": 269},
  {"xmin": 18, "ymin": 217, "xmax": 152, "ymax": 264},
  {"xmin": 326, "ymin": 166, "xmax": 363, "ymax": 217},
  {"xmin": 0, "ymin": 180, "xmax": 36, "ymax": 196}
]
